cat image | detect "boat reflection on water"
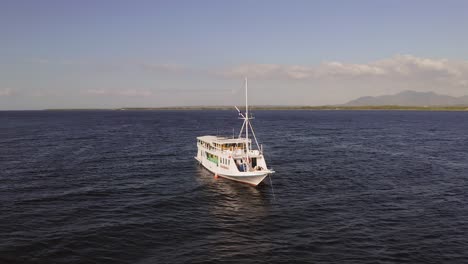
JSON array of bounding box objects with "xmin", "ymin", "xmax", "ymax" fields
[
  {"xmin": 193, "ymin": 165, "xmax": 275, "ymax": 257},
  {"xmin": 195, "ymin": 165, "xmax": 274, "ymax": 212}
]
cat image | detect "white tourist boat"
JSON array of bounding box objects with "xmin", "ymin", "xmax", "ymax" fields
[{"xmin": 195, "ymin": 78, "xmax": 275, "ymax": 186}]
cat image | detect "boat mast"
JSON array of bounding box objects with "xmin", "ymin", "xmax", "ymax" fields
[{"xmin": 245, "ymin": 77, "xmax": 249, "ymax": 156}]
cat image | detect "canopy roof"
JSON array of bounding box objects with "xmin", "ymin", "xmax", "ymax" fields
[{"xmin": 197, "ymin": 135, "xmax": 251, "ymax": 144}]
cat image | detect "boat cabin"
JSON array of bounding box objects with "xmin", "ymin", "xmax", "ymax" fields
[{"xmin": 197, "ymin": 135, "xmax": 251, "ymax": 152}]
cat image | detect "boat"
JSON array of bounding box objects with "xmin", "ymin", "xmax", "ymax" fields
[{"xmin": 195, "ymin": 78, "xmax": 275, "ymax": 186}]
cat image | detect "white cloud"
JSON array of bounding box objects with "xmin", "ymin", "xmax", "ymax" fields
[
  {"xmin": 0, "ymin": 89, "xmax": 62, "ymax": 97},
  {"xmin": 0, "ymin": 88, "xmax": 13, "ymax": 96},
  {"xmin": 139, "ymin": 63, "xmax": 186, "ymax": 72},
  {"xmin": 315, "ymin": 61, "xmax": 386, "ymax": 77},
  {"xmin": 85, "ymin": 89, "xmax": 108, "ymax": 95},
  {"xmin": 84, "ymin": 88, "xmax": 152, "ymax": 97},
  {"xmin": 30, "ymin": 58, "xmax": 189, "ymax": 74},
  {"xmin": 116, "ymin": 89, "xmax": 152, "ymax": 97},
  {"xmin": 220, "ymin": 55, "xmax": 468, "ymax": 87},
  {"xmin": 222, "ymin": 64, "xmax": 282, "ymax": 78},
  {"xmin": 372, "ymin": 55, "xmax": 457, "ymax": 76}
]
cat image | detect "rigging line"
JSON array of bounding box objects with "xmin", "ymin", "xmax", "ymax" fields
[{"xmin": 248, "ymin": 121, "xmax": 261, "ymax": 151}]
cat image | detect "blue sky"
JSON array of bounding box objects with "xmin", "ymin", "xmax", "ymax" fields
[{"xmin": 1, "ymin": 0, "xmax": 468, "ymax": 109}]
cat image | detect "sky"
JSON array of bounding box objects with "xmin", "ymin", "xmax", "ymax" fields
[{"xmin": 1, "ymin": 0, "xmax": 468, "ymax": 110}]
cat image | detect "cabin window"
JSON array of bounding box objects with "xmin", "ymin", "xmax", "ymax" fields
[{"xmin": 206, "ymin": 152, "xmax": 218, "ymax": 165}]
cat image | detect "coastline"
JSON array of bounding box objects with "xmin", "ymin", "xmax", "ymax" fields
[{"xmin": 41, "ymin": 105, "xmax": 468, "ymax": 111}]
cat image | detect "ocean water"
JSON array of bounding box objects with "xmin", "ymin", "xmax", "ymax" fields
[{"xmin": 1, "ymin": 110, "xmax": 468, "ymax": 263}]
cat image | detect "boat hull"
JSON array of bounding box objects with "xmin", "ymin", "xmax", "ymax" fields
[
  {"xmin": 195, "ymin": 157, "xmax": 269, "ymax": 186},
  {"xmin": 217, "ymin": 173, "xmax": 268, "ymax": 186}
]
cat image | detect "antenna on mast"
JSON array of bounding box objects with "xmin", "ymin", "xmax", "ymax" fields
[{"xmin": 245, "ymin": 77, "xmax": 248, "ymax": 120}]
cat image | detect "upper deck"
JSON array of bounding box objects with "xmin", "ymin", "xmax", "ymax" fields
[
  {"xmin": 197, "ymin": 135, "xmax": 259, "ymax": 156},
  {"xmin": 197, "ymin": 135, "xmax": 251, "ymax": 145}
]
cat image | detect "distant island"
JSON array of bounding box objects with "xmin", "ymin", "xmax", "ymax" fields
[
  {"xmin": 44, "ymin": 91, "xmax": 468, "ymax": 111},
  {"xmin": 344, "ymin": 90, "xmax": 468, "ymax": 106}
]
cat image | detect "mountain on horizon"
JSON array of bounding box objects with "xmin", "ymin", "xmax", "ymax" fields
[{"xmin": 344, "ymin": 90, "xmax": 468, "ymax": 106}]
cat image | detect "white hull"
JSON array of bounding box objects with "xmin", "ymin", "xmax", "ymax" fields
[
  {"xmin": 195, "ymin": 157, "xmax": 268, "ymax": 186},
  {"xmin": 218, "ymin": 174, "xmax": 268, "ymax": 186}
]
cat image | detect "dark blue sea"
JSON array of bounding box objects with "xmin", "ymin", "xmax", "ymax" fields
[{"xmin": 1, "ymin": 110, "xmax": 468, "ymax": 263}]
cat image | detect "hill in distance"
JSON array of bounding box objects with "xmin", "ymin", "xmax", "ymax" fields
[{"xmin": 345, "ymin": 90, "xmax": 468, "ymax": 106}]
